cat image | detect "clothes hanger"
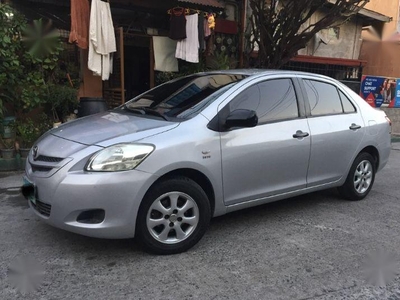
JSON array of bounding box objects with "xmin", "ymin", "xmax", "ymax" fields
[{"xmin": 167, "ymin": 6, "xmax": 185, "ymax": 14}]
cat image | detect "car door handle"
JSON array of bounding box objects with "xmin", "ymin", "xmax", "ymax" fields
[
  {"xmin": 349, "ymin": 123, "xmax": 361, "ymax": 130},
  {"xmin": 293, "ymin": 130, "xmax": 309, "ymax": 139}
]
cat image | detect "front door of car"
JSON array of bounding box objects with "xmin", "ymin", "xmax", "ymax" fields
[
  {"xmin": 217, "ymin": 78, "xmax": 311, "ymax": 206},
  {"xmin": 300, "ymin": 79, "xmax": 365, "ymax": 186}
]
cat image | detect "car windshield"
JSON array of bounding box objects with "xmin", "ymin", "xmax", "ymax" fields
[{"xmin": 122, "ymin": 74, "xmax": 247, "ymax": 120}]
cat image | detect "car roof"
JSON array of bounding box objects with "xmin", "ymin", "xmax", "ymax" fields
[{"xmin": 199, "ymin": 69, "xmax": 336, "ymax": 82}]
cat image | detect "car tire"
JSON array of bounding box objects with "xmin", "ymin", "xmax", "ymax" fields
[
  {"xmin": 136, "ymin": 177, "xmax": 211, "ymax": 254},
  {"xmin": 338, "ymin": 152, "xmax": 376, "ymax": 201}
]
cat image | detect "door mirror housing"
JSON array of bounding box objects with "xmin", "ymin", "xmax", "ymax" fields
[{"xmin": 225, "ymin": 109, "xmax": 258, "ymax": 129}]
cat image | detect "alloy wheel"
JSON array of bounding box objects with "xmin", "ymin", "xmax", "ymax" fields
[
  {"xmin": 146, "ymin": 192, "xmax": 199, "ymax": 244},
  {"xmin": 353, "ymin": 160, "xmax": 373, "ymax": 194}
]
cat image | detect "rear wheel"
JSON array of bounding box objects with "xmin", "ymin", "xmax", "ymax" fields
[
  {"xmin": 136, "ymin": 177, "xmax": 211, "ymax": 254},
  {"xmin": 338, "ymin": 152, "xmax": 376, "ymax": 201}
]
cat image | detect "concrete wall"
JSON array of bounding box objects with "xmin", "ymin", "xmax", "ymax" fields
[
  {"xmin": 365, "ymin": 0, "xmax": 399, "ymax": 39},
  {"xmin": 360, "ymin": 41, "xmax": 400, "ymax": 78},
  {"xmin": 298, "ymin": 12, "xmax": 363, "ymax": 60},
  {"xmin": 381, "ymin": 107, "xmax": 400, "ymax": 135}
]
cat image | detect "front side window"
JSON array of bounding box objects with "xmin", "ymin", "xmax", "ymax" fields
[
  {"xmin": 123, "ymin": 74, "xmax": 246, "ymax": 120},
  {"xmin": 303, "ymin": 80, "xmax": 343, "ymax": 116},
  {"xmin": 229, "ymin": 78, "xmax": 299, "ymax": 124}
]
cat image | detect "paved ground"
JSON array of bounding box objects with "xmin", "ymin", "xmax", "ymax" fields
[{"xmin": 0, "ymin": 149, "xmax": 400, "ymax": 300}]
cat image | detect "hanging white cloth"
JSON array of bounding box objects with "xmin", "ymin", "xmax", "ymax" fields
[
  {"xmin": 175, "ymin": 14, "xmax": 199, "ymax": 63},
  {"xmin": 153, "ymin": 36, "xmax": 178, "ymax": 72},
  {"xmin": 88, "ymin": 0, "xmax": 117, "ymax": 80}
]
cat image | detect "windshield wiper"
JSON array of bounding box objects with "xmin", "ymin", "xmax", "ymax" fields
[
  {"xmin": 141, "ymin": 108, "xmax": 170, "ymax": 121},
  {"xmin": 123, "ymin": 106, "xmax": 170, "ymax": 121}
]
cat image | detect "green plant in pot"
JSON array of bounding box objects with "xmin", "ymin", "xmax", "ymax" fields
[
  {"xmin": 16, "ymin": 116, "xmax": 52, "ymax": 158},
  {"xmin": 0, "ymin": 6, "xmax": 65, "ymax": 126},
  {"xmin": 1, "ymin": 116, "xmax": 16, "ymax": 139},
  {"xmin": 0, "ymin": 136, "xmax": 15, "ymax": 159},
  {"xmin": 45, "ymin": 84, "xmax": 78, "ymax": 125}
]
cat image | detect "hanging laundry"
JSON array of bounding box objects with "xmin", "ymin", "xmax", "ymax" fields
[
  {"xmin": 88, "ymin": 0, "xmax": 117, "ymax": 81},
  {"xmin": 153, "ymin": 36, "xmax": 178, "ymax": 72},
  {"xmin": 175, "ymin": 14, "xmax": 199, "ymax": 63},
  {"xmin": 69, "ymin": 0, "xmax": 90, "ymax": 49},
  {"xmin": 169, "ymin": 7, "xmax": 187, "ymax": 41},
  {"xmin": 204, "ymin": 16, "xmax": 211, "ymax": 38},
  {"xmin": 198, "ymin": 14, "xmax": 205, "ymax": 52}
]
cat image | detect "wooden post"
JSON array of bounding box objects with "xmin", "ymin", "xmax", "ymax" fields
[
  {"xmin": 119, "ymin": 27, "xmax": 125, "ymax": 104},
  {"xmin": 150, "ymin": 37, "xmax": 155, "ymax": 88},
  {"xmin": 239, "ymin": 0, "xmax": 247, "ymax": 68}
]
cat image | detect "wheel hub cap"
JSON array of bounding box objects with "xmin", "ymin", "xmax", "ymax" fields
[
  {"xmin": 146, "ymin": 191, "xmax": 200, "ymax": 245},
  {"xmin": 353, "ymin": 160, "xmax": 373, "ymax": 194}
]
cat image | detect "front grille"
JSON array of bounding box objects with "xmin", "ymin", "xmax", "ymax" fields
[
  {"xmin": 31, "ymin": 200, "xmax": 51, "ymax": 217},
  {"xmin": 35, "ymin": 155, "xmax": 64, "ymax": 163}
]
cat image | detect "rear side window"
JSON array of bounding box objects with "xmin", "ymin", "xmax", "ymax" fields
[
  {"xmin": 339, "ymin": 90, "xmax": 356, "ymax": 113},
  {"xmin": 303, "ymin": 80, "xmax": 343, "ymax": 116},
  {"xmin": 229, "ymin": 79, "xmax": 299, "ymax": 124}
]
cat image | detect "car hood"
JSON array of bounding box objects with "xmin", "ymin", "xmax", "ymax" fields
[{"xmin": 50, "ymin": 111, "xmax": 179, "ymax": 146}]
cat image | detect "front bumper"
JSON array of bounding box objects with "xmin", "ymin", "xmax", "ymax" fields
[
  {"xmin": 26, "ymin": 170, "xmax": 157, "ymax": 239},
  {"xmin": 24, "ymin": 137, "xmax": 158, "ymax": 239}
]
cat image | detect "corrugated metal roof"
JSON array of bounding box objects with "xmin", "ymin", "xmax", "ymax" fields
[{"xmin": 178, "ymin": 0, "xmax": 225, "ymax": 9}]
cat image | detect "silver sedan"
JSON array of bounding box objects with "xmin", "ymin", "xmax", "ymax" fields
[{"xmin": 22, "ymin": 70, "xmax": 391, "ymax": 254}]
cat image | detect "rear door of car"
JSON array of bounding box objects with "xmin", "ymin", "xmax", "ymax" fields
[
  {"xmin": 216, "ymin": 76, "xmax": 311, "ymax": 206},
  {"xmin": 298, "ymin": 77, "xmax": 365, "ymax": 187}
]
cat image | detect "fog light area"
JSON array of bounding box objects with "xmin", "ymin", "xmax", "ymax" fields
[{"xmin": 76, "ymin": 209, "xmax": 105, "ymax": 224}]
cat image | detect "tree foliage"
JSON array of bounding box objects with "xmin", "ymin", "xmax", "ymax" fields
[
  {"xmin": 247, "ymin": 0, "xmax": 369, "ymax": 69},
  {"xmin": 0, "ymin": 4, "xmax": 63, "ymax": 119}
]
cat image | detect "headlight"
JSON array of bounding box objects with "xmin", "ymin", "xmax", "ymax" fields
[{"xmin": 85, "ymin": 144, "xmax": 154, "ymax": 172}]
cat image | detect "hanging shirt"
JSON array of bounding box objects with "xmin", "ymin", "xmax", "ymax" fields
[
  {"xmin": 175, "ymin": 14, "xmax": 199, "ymax": 63},
  {"xmin": 198, "ymin": 14, "xmax": 205, "ymax": 52},
  {"xmin": 88, "ymin": 0, "xmax": 117, "ymax": 80},
  {"xmin": 169, "ymin": 8, "xmax": 187, "ymax": 40},
  {"xmin": 69, "ymin": 0, "xmax": 90, "ymax": 49},
  {"xmin": 153, "ymin": 36, "xmax": 179, "ymax": 72}
]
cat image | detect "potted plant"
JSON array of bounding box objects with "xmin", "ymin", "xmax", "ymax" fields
[
  {"xmin": 1, "ymin": 116, "xmax": 16, "ymax": 139},
  {"xmin": 1, "ymin": 6, "xmax": 65, "ymax": 126},
  {"xmin": 0, "ymin": 136, "xmax": 15, "ymax": 159},
  {"xmin": 45, "ymin": 84, "xmax": 78, "ymax": 126},
  {"xmin": 16, "ymin": 115, "xmax": 52, "ymax": 157}
]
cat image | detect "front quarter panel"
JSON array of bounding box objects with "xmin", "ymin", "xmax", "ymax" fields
[{"xmin": 135, "ymin": 115, "xmax": 226, "ymax": 217}]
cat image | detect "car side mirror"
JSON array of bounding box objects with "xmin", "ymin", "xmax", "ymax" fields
[{"xmin": 225, "ymin": 109, "xmax": 258, "ymax": 129}]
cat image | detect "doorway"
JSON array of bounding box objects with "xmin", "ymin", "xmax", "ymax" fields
[{"xmin": 124, "ymin": 35, "xmax": 151, "ymax": 100}]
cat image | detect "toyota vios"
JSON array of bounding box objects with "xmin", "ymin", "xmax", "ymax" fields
[{"xmin": 22, "ymin": 71, "xmax": 391, "ymax": 254}]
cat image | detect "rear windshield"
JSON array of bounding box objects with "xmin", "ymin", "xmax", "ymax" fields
[{"xmin": 122, "ymin": 74, "xmax": 246, "ymax": 120}]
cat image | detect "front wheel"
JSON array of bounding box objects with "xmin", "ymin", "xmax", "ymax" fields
[
  {"xmin": 338, "ymin": 152, "xmax": 376, "ymax": 201},
  {"xmin": 136, "ymin": 177, "xmax": 211, "ymax": 254}
]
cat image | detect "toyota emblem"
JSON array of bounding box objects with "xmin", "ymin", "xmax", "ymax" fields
[{"xmin": 32, "ymin": 146, "xmax": 39, "ymax": 159}]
